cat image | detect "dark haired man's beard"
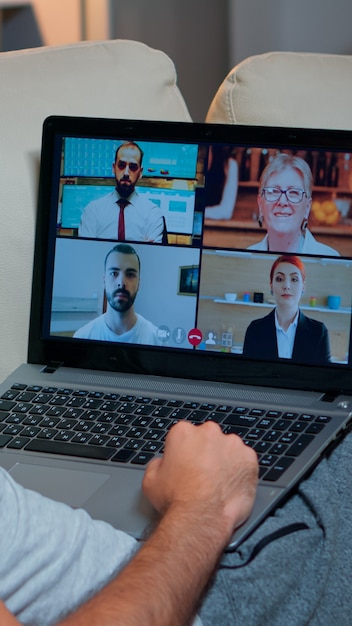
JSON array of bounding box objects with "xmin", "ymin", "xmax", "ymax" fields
[
  {"xmin": 116, "ymin": 178, "xmax": 134, "ymax": 198},
  {"xmin": 107, "ymin": 289, "xmax": 136, "ymax": 313}
]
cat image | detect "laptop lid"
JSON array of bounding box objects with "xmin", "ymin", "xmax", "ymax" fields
[{"xmin": 29, "ymin": 116, "xmax": 352, "ymax": 396}]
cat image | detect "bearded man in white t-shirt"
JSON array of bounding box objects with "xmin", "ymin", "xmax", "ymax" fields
[{"xmin": 74, "ymin": 243, "xmax": 161, "ymax": 346}]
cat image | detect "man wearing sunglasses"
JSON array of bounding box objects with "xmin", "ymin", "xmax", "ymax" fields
[{"xmin": 79, "ymin": 142, "xmax": 164, "ymax": 243}]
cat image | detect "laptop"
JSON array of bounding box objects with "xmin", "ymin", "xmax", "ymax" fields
[{"xmin": 1, "ymin": 115, "xmax": 352, "ymax": 550}]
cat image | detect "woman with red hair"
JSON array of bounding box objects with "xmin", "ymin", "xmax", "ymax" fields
[{"xmin": 243, "ymin": 255, "xmax": 331, "ymax": 364}]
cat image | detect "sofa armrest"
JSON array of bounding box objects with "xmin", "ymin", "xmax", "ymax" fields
[{"xmin": 206, "ymin": 51, "xmax": 352, "ymax": 129}]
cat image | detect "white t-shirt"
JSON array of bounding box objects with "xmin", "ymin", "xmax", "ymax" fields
[
  {"xmin": 0, "ymin": 468, "xmax": 203, "ymax": 626},
  {"xmin": 74, "ymin": 312, "xmax": 161, "ymax": 346},
  {"xmin": 0, "ymin": 467, "xmax": 137, "ymax": 625}
]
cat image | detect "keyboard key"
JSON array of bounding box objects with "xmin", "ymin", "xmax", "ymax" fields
[
  {"xmin": 16, "ymin": 391, "xmax": 37, "ymax": 402},
  {"xmin": 167, "ymin": 400, "xmax": 183, "ymax": 407},
  {"xmin": 306, "ymin": 423, "xmax": 325, "ymax": 434},
  {"xmin": 151, "ymin": 398, "xmax": 167, "ymax": 406},
  {"xmin": 316, "ymin": 415, "xmax": 331, "ymax": 424},
  {"xmin": 1, "ymin": 390, "xmax": 20, "ymax": 400},
  {"xmin": 108, "ymin": 436, "xmax": 127, "ymax": 448},
  {"xmin": 131, "ymin": 452, "xmax": 154, "ymax": 465},
  {"xmin": 253, "ymin": 441, "xmax": 272, "ymax": 454},
  {"xmin": 124, "ymin": 439, "xmax": 144, "ymax": 450},
  {"xmin": 275, "ymin": 419, "xmax": 291, "ymax": 431},
  {"xmin": 245, "ymin": 428, "xmax": 263, "ymax": 441},
  {"xmin": 266, "ymin": 410, "xmax": 282, "ymax": 418},
  {"xmin": 118, "ymin": 402, "xmax": 138, "ymax": 414},
  {"xmin": 205, "ymin": 412, "xmax": 224, "ymax": 423},
  {"xmin": 5, "ymin": 414, "xmax": 23, "ymax": 424},
  {"xmin": 0, "ymin": 435, "xmax": 13, "ymax": 447},
  {"xmin": 135, "ymin": 405, "xmax": 154, "ymax": 416},
  {"xmin": 299, "ymin": 413, "xmax": 314, "ymax": 422},
  {"xmin": 63, "ymin": 408, "xmax": 84, "ymax": 419},
  {"xmin": 25, "ymin": 439, "xmax": 116, "ymax": 460},
  {"xmin": 289, "ymin": 421, "xmax": 307, "ymax": 432},
  {"xmin": 142, "ymin": 441, "xmax": 163, "ymax": 453},
  {"xmin": 248, "ymin": 408, "xmax": 266, "ymax": 417},
  {"xmin": 259, "ymin": 454, "xmax": 277, "ymax": 467},
  {"xmin": 82, "ymin": 398, "xmax": 104, "ymax": 410},
  {"xmin": 126, "ymin": 426, "xmax": 147, "ymax": 439},
  {"xmin": 269, "ymin": 442, "xmax": 289, "ymax": 456},
  {"xmin": 223, "ymin": 425, "xmax": 249, "ymax": 437},
  {"xmin": 184, "ymin": 401, "xmax": 199, "ymax": 409},
  {"xmin": 21, "ymin": 426, "xmax": 41, "ymax": 438},
  {"xmin": 37, "ymin": 428, "xmax": 57, "ymax": 439},
  {"xmin": 279, "ymin": 432, "xmax": 298, "ymax": 444},
  {"xmin": 109, "ymin": 425, "xmax": 129, "ymax": 437},
  {"xmin": 7, "ymin": 437, "xmax": 30, "ymax": 449},
  {"xmin": 224, "ymin": 415, "xmax": 258, "ymax": 427},
  {"xmin": 89, "ymin": 434, "xmax": 110, "ymax": 446},
  {"xmin": 286, "ymin": 434, "xmax": 314, "ymax": 457},
  {"xmin": 120, "ymin": 395, "xmax": 135, "ymax": 402},
  {"xmin": 187, "ymin": 410, "xmax": 208, "ymax": 422},
  {"xmin": 135, "ymin": 396, "xmax": 152, "ymax": 404},
  {"xmin": 91, "ymin": 423, "xmax": 111, "ymax": 434},
  {"xmin": 257, "ymin": 418, "xmax": 276, "ymax": 429},
  {"xmin": 169, "ymin": 408, "xmax": 190, "ymax": 419},
  {"xmin": 262, "ymin": 430, "xmax": 280, "ymax": 442},
  {"xmin": 111, "ymin": 449, "xmax": 135, "ymax": 463},
  {"xmin": 0, "ymin": 400, "xmax": 16, "ymax": 412},
  {"xmin": 283, "ymin": 412, "xmax": 298, "ymax": 420},
  {"xmin": 262, "ymin": 456, "xmax": 295, "ymax": 481},
  {"xmin": 40, "ymin": 416, "xmax": 61, "ymax": 428},
  {"xmin": 152, "ymin": 406, "xmax": 172, "ymax": 418},
  {"xmin": 144, "ymin": 429, "xmax": 164, "ymax": 441},
  {"xmin": 72, "ymin": 433, "xmax": 92, "ymax": 444}
]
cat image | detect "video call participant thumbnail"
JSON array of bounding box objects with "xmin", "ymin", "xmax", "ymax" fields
[
  {"xmin": 242, "ymin": 255, "xmax": 331, "ymax": 365},
  {"xmin": 74, "ymin": 243, "xmax": 162, "ymax": 345},
  {"xmin": 78, "ymin": 142, "xmax": 164, "ymax": 243}
]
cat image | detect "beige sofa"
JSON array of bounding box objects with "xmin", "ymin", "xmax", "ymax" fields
[
  {"xmin": 0, "ymin": 39, "xmax": 191, "ymax": 382},
  {"xmin": 1, "ymin": 42, "xmax": 351, "ymax": 381},
  {"xmin": 207, "ymin": 50, "xmax": 352, "ymax": 130}
]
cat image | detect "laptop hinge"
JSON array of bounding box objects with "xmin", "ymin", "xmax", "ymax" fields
[
  {"xmin": 321, "ymin": 390, "xmax": 339, "ymax": 402},
  {"xmin": 41, "ymin": 361, "xmax": 64, "ymax": 374}
]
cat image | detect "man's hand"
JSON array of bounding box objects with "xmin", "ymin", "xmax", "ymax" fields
[{"xmin": 143, "ymin": 420, "xmax": 258, "ymax": 542}]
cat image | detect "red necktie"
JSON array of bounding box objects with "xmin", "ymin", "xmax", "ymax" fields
[{"xmin": 117, "ymin": 198, "xmax": 129, "ymax": 240}]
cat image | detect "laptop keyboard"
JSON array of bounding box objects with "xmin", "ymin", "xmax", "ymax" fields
[{"xmin": 0, "ymin": 383, "xmax": 332, "ymax": 482}]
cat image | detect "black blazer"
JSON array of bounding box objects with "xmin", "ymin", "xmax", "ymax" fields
[{"xmin": 242, "ymin": 309, "xmax": 331, "ymax": 365}]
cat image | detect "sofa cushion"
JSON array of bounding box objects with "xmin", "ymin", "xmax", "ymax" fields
[
  {"xmin": 206, "ymin": 51, "xmax": 352, "ymax": 129},
  {"xmin": 0, "ymin": 39, "xmax": 191, "ymax": 381}
]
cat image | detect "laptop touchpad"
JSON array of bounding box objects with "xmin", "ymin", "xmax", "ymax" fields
[{"xmin": 9, "ymin": 462, "xmax": 109, "ymax": 507}]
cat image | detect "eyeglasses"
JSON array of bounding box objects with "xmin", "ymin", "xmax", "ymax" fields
[
  {"xmin": 262, "ymin": 187, "xmax": 306, "ymax": 203},
  {"xmin": 116, "ymin": 160, "xmax": 140, "ymax": 172}
]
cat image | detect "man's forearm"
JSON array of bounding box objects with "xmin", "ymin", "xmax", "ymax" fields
[{"xmin": 59, "ymin": 503, "xmax": 229, "ymax": 626}]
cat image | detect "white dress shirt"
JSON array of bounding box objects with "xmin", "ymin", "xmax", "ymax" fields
[
  {"xmin": 78, "ymin": 189, "xmax": 164, "ymax": 242},
  {"xmin": 275, "ymin": 309, "xmax": 299, "ymax": 359}
]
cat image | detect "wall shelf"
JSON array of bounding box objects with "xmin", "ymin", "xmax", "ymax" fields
[{"xmin": 213, "ymin": 298, "xmax": 350, "ymax": 314}]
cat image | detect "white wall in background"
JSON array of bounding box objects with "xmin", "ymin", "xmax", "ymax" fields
[{"xmin": 228, "ymin": 0, "xmax": 352, "ymax": 66}]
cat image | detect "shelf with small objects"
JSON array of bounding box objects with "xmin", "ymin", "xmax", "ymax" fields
[{"xmin": 213, "ymin": 297, "xmax": 350, "ymax": 314}]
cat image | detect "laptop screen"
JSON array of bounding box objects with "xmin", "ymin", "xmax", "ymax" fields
[{"xmin": 30, "ymin": 117, "xmax": 352, "ymax": 394}]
